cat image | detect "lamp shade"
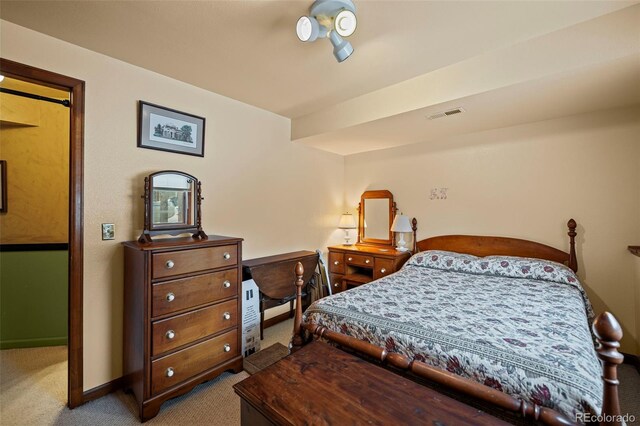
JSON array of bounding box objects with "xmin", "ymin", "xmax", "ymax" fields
[
  {"xmin": 390, "ymin": 214, "xmax": 412, "ymax": 233},
  {"xmin": 338, "ymin": 213, "xmax": 357, "ymax": 229}
]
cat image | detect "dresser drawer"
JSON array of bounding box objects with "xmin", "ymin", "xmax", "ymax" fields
[
  {"xmin": 152, "ymin": 300, "xmax": 238, "ymax": 356},
  {"xmin": 328, "ymin": 252, "xmax": 345, "ymax": 274},
  {"xmin": 151, "ymin": 329, "xmax": 238, "ymax": 395},
  {"xmin": 329, "ymin": 273, "xmax": 346, "ymax": 294},
  {"xmin": 373, "ymin": 258, "xmax": 395, "ymax": 279},
  {"xmin": 152, "ymin": 269, "xmax": 237, "ymax": 317},
  {"xmin": 152, "ymin": 245, "xmax": 238, "ymax": 279},
  {"xmin": 345, "ymin": 253, "xmax": 373, "ymax": 268}
]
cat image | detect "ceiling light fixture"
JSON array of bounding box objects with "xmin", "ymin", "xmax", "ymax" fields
[{"xmin": 296, "ymin": 0, "xmax": 357, "ymax": 63}]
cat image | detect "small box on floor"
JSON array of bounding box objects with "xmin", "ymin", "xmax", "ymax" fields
[{"xmin": 241, "ymin": 279, "xmax": 261, "ymax": 357}]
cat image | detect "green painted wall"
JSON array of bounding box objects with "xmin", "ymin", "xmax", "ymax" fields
[{"xmin": 0, "ymin": 251, "xmax": 68, "ymax": 348}]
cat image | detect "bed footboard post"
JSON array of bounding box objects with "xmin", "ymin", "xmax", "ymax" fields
[
  {"xmin": 291, "ymin": 262, "xmax": 305, "ymax": 352},
  {"xmin": 593, "ymin": 311, "xmax": 623, "ymax": 425},
  {"xmin": 411, "ymin": 218, "xmax": 418, "ymax": 253},
  {"xmin": 567, "ymin": 219, "xmax": 578, "ymax": 273}
]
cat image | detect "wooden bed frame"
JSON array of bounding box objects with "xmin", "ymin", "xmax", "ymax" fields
[{"xmin": 292, "ymin": 219, "xmax": 624, "ymax": 426}]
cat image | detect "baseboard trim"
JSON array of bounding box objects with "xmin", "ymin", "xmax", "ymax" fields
[
  {"xmin": 82, "ymin": 376, "xmax": 125, "ymax": 403},
  {"xmin": 263, "ymin": 311, "xmax": 293, "ymax": 330},
  {"xmin": 622, "ymin": 352, "xmax": 640, "ymax": 374},
  {"xmin": 0, "ymin": 337, "xmax": 67, "ymax": 349}
]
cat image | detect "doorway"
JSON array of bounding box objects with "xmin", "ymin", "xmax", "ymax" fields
[{"xmin": 0, "ymin": 58, "xmax": 84, "ymax": 408}]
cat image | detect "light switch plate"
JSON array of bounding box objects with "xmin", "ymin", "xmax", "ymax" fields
[{"xmin": 102, "ymin": 223, "xmax": 115, "ymax": 240}]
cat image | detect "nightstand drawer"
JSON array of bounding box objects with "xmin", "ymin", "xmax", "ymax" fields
[
  {"xmin": 374, "ymin": 258, "xmax": 395, "ymax": 279},
  {"xmin": 328, "ymin": 252, "xmax": 345, "ymax": 274},
  {"xmin": 152, "ymin": 245, "xmax": 237, "ymax": 279},
  {"xmin": 152, "ymin": 269, "xmax": 238, "ymax": 317},
  {"xmin": 151, "ymin": 329, "xmax": 238, "ymax": 395},
  {"xmin": 151, "ymin": 300, "xmax": 238, "ymax": 356},
  {"xmin": 345, "ymin": 254, "xmax": 373, "ymax": 268},
  {"xmin": 329, "ymin": 273, "xmax": 346, "ymax": 294}
]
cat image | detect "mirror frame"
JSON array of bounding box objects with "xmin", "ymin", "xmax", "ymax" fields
[
  {"xmin": 357, "ymin": 190, "xmax": 396, "ymax": 247},
  {"xmin": 138, "ymin": 170, "xmax": 207, "ymax": 243}
]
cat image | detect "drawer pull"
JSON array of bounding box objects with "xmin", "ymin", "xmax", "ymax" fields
[
  {"xmin": 165, "ymin": 260, "xmax": 175, "ymax": 269},
  {"xmin": 365, "ymin": 259, "xmax": 370, "ymax": 264},
  {"xmin": 166, "ymin": 330, "xmax": 176, "ymax": 340},
  {"xmin": 334, "ymin": 260, "xmax": 339, "ymax": 265},
  {"xmin": 166, "ymin": 292, "xmax": 175, "ymax": 302},
  {"xmin": 223, "ymin": 252, "xmax": 231, "ymax": 260},
  {"xmin": 348, "ymin": 257, "xmax": 353, "ymax": 261},
  {"xmin": 223, "ymin": 280, "xmax": 231, "ymax": 288},
  {"xmin": 334, "ymin": 283, "xmax": 339, "ymax": 287},
  {"xmin": 380, "ymin": 268, "xmax": 387, "ymax": 274},
  {"xmin": 223, "ymin": 344, "xmax": 231, "ymax": 352},
  {"xmin": 223, "ymin": 312, "xmax": 231, "ymax": 321},
  {"xmin": 166, "ymin": 367, "xmax": 175, "ymax": 378}
]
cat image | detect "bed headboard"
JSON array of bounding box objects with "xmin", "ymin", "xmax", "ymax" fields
[{"xmin": 415, "ymin": 219, "xmax": 578, "ymax": 272}]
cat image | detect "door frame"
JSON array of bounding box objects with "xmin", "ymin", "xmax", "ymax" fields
[{"xmin": 0, "ymin": 58, "xmax": 85, "ymax": 408}]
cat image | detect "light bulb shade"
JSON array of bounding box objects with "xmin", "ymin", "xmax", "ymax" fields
[
  {"xmin": 390, "ymin": 214, "xmax": 412, "ymax": 233},
  {"xmin": 296, "ymin": 16, "xmax": 320, "ymax": 42},
  {"xmin": 338, "ymin": 213, "xmax": 357, "ymax": 229},
  {"xmin": 329, "ymin": 31, "xmax": 353, "ymax": 62},
  {"xmin": 335, "ymin": 9, "xmax": 357, "ymax": 37}
]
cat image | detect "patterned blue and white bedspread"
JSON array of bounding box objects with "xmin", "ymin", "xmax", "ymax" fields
[{"xmin": 304, "ymin": 250, "xmax": 602, "ymax": 419}]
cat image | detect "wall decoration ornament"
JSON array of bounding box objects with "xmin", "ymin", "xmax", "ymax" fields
[{"xmin": 138, "ymin": 101, "xmax": 205, "ymax": 157}]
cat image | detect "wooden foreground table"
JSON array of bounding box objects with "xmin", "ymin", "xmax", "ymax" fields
[{"xmin": 233, "ymin": 341, "xmax": 509, "ymax": 425}]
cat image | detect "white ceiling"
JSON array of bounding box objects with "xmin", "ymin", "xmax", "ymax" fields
[{"xmin": 1, "ymin": 1, "xmax": 639, "ymax": 155}]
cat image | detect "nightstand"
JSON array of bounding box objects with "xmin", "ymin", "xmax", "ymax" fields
[{"xmin": 327, "ymin": 245, "xmax": 411, "ymax": 293}]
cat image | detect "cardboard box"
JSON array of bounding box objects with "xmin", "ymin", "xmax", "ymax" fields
[{"xmin": 241, "ymin": 279, "xmax": 261, "ymax": 357}]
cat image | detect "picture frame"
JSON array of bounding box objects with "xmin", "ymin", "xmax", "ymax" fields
[
  {"xmin": 138, "ymin": 101, "xmax": 205, "ymax": 157},
  {"xmin": 0, "ymin": 160, "xmax": 6, "ymax": 213}
]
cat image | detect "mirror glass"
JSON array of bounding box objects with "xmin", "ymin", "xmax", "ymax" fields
[
  {"xmin": 363, "ymin": 199, "xmax": 390, "ymax": 240},
  {"xmin": 151, "ymin": 172, "xmax": 195, "ymax": 229},
  {"xmin": 358, "ymin": 190, "xmax": 395, "ymax": 247}
]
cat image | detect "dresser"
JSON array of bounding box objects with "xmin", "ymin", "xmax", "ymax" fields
[
  {"xmin": 327, "ymin": 245, "xmax": 411, "ymax": 293},
  {"xmin": 122, "ymin": 236, "xmax": 243, "ymax": 421}
]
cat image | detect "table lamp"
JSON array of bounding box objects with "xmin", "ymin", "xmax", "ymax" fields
[
  {"xmin": 338, "ymin": 213, "xmax": 357, "ymax": 245},
  {"xmin": 390, "ymin": 213, "xmax": 412, "ymax": 252}
]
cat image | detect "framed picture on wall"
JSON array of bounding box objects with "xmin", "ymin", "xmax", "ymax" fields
[
  {"xmin": 0, "ymin": 160, "xmax": 6, "ymax": 213},
  {"xmin": 137, "ymin": 101, "xmax": 205, "ymax": 157}
]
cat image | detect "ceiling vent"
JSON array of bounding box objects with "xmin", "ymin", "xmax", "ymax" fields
[{"xmin": 426, "ymin": 107, "xmax": 465, "ymax": 120}]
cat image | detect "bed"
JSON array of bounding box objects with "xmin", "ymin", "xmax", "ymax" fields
[{"xmin": 291, "ymin": 220, "xmax": 624, "ymax": 425}]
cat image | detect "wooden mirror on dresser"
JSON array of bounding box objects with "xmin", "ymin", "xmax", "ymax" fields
[
  {"xmin": 139, "ymin": 170, "xmax": 207, "ymax": 243},
  {"xmin": 328, "ymin": 189, "xmax": 416, "ymax": 294},
  {"xmin": 358, "ymin": 190, "xmax": 395, "ymax": 247}
]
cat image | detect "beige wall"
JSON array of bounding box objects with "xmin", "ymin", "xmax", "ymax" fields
[
  {"xmin": 0, "ymin": 79, "xmax": 69, "ymax": 243},
  {"xmin": 345, "ymin": 107, "xmax": 640, "ymax": 354},
  {"xmin": 1, "ymin": 20, "xmax": 345, "ymax": 390}
]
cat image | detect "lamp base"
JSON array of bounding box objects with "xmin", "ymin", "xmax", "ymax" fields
[
  {"xmin": 343, "ymin": 229, "xmax": 355, "ymax": 246},
  {"xmin": 395, "ymin": 233, "xmax": 409, "ymax": 252}
]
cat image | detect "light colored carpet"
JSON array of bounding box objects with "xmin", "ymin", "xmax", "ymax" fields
[
  {"xmin": 0, "ymin": 319, "xmax": 294, "ymax": 425},
  {"xmin": 1, "ymin": 319, "xmax": 639, "ymax": 425}
]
